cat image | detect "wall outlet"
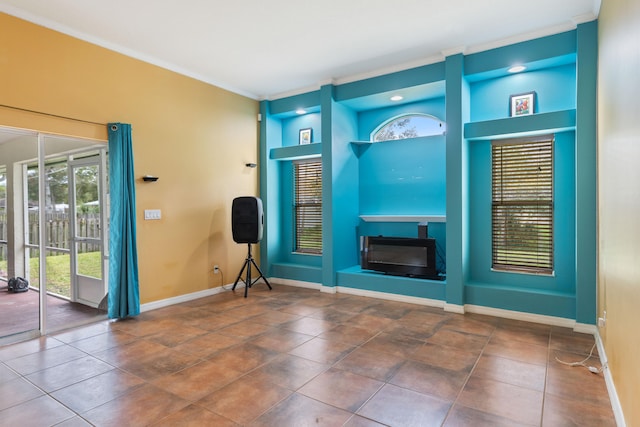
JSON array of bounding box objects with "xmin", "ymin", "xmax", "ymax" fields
[
  {"xmin": 213, "ymin": 265, "xmax": 219, "ymax": 274},
  {"xmin": 598, "ymin": 310, "xmax": 607, "ymax": 328}
]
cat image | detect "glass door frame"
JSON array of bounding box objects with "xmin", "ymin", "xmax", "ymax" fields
[
  {"xmin": 0, "ymin": 128, "xmax": 108, "ymax": 344},
  {"xmin": 68, "ymin": 153, "xmax": 108, "ymax": 308}
]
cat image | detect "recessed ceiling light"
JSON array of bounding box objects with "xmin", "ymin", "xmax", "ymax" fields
[
  {"xmin": 295, "ymin": 108, "xmax": 306, "ymax": 115},
  {"xmin": 390, "ymin": 95, "xmax": 403, "ymax": 102},
  {"xmin": 508, "ymin": 65, "xmax": 526, "ymax": 73}
]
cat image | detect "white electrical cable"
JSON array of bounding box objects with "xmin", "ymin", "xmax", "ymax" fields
[{"xmin": 555, "ymin": 343, "xmax": 605, "ymax": 373}]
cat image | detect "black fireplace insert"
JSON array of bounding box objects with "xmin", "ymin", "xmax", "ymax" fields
[{"xmin": 361, "ymin": 236, "xmax": 439, "ymax": 279}]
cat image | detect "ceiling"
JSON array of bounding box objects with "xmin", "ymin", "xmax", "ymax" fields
[{"xmin": 0, "ymin": 0, "xmax": 600, "ymax": 100}]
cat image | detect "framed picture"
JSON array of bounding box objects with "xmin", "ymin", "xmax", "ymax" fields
[
  {"xmin": 299, "ymin": 128, "xmax": 312, "ymax": 145},
  {"xmin": 509, "ymin": 91, "xmax": 536, "ymax": 117}
]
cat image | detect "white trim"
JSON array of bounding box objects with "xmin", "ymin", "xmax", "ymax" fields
[
  {"xmin": 465, "ymin": 22, "xmax": 579, "ymax": 56},
  {"xmin": 0, "ymin": 4, "xmax": 258, "ymax": 100},
  {"xmin": 332, "ymin": 54, "xmax": 444, "ymax": 87},
  {"xmin": 595, "ymin": 330, "xmax": 627, "ymax": 427},
  {"xmin": 441, "ymin": 46, "xmax": 466, "ymax": 57},
  {"xmin": 268, "ymin": 277, "xmax": 321, "ymax": 290},
  {"xmin": 263, "ymin": 84, "xmax": 322, "ymax": 101},
  {"xmin": 573, "ymin": 323, "xmax": 598, "ymax": 335},
  {"xmin": 335, "ymin": 286, "xmax": 445, "ymax": 309},
  {"xmin": 140, "ymin": 286, "xmax": 227, "ymax": 312},
  {"xmin": 464, "ymin": 304, "xmax": 576, "ymax": 328},
  {"xmin": 444, "ymin": 303, "xmax": 465, "ymax": 314},
  {"xmin": 572, "ymin": 12, "xmax": 599, "ymax": 25},
  {"xmin": 133, "ymin": 280, "xmax": 593, "ymax": 336}
]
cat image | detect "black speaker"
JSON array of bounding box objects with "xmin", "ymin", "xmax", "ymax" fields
[{"xmin": 232, "ymin": 196, "xmax": 263, "ymax": 244}]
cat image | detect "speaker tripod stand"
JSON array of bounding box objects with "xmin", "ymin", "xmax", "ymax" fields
[{"xmin": 232, "ymin": 243, "xmax": 272, "ymax": 298}]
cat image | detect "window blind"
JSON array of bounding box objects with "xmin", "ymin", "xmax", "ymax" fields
[
  {"xmin": 294, "ymin": 161, "xmax": 322, "ymax": 254},
  {"xmin": 492, "ymin": 137, "xmax": 553, "ymax": 274}
]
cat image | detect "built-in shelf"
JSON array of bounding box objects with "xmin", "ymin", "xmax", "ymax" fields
[
  {"xmin": 270, "ymin": 143, "xmax": 322, "ymax": 161},
  {"xmin": 464, "ymin": 109, "xmax": 576, "ymax": 140},
  {"xmin": 359, "ymin": 215, "xmax": 446, "ymax": 223}
]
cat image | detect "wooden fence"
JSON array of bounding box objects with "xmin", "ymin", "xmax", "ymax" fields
[{"xmin": 0, "ymin": 212, "xmax": 100, "ymax": 257}]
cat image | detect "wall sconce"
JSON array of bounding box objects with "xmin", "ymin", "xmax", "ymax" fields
[
  {"xmin": 245, "ymin": 163, "xmax": 257, "ymax": 168},
  {"xmin": 142, "ymin": 175, "xmax": 159, "ymax": 182}
]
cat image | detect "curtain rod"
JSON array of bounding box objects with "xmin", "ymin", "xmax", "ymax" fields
[{"xmin": 0, "ymin": 103, "xmax": 106, "ymax": 127}]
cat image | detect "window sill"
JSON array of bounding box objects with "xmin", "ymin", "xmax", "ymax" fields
[{"xmin": 491, "ymin": 267, "xmax": 555, "ymax": 277}]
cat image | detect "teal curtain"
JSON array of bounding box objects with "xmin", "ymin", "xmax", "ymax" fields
[{"xmin": 107, "ymin": 123, "xmax": 140, "ymax": 319}]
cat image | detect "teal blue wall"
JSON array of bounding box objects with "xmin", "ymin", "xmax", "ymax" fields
[
  {"xmin": 445, "ymin": 53, "xmax": 469, "ymax": 307},
  {"xmin": 260, "ymin": 23, "xmax": 598, "ymax": 323},
  {"xmin": 259, "ymin": 102, "xmax": 282, "ymax": 277},
  {"xmin": 574, "ymin": 21, "xmax": 598, "ymax": 324},
  {"xmin": 468, "ymin": 131, "xmax": 576, "ymax": 294},
  {"xmin": 281, "ymin": 113, "xmax": 322, "ymax": 146},
  {"xmin": 260, "ymin": 93, "xmax": 323, "ymax": 282},
  {"xmin": 358, "ymin": 136, "xmax": 446, "ymax": 215},
  {"xmin": 470, "ymin": 64, "xmax": 576, "ymax": 121},
  {"xmin": 328, "ymin": 100, "xmax": 360, "ymax": 275}
]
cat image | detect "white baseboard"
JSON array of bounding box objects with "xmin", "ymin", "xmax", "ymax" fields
[
  {"xmin": 140, "ymin": 281, "xmax": 590, "ymax": 336},
  {"xmin": 573, "ymin": 323, "xmax": 598, "ymax": 335},
  {"xmin": 140, "ymin": 278, "xmax": 322, "ymax": 313},
  {"xmin": 464, "ymin": 304, "xmax": 577, "ymax": 329},
  {"xmin": 268, "ymin": 277, "xmax": 321, "ymax": 290},
  {"xmin": 269, "ymin": 280, "xmax": 587, "ymax": 330},
  {"xmin": 140, "ymin": 286, "xmax": 227, "ymax": 312},
  {"xmin": 444, "ymin": 303, "xmax": 465, "ymax": 314},
  {"xmin": 335, "ymin": 286, "xmax": 445, "ymax": 309},
  {"xmin": 594, "ymin": 330, "xmax": 627, "ymax": 427}
]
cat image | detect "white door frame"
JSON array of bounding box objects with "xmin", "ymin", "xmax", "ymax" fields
[{"xmin": 68, "ymin": 150, "xmax": 108, "ymax": 308}]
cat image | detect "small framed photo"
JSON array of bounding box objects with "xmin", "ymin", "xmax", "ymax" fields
[
  {"xmin": 299, "ymin": 128, "xmax": 312, "ymax": 145},
  {"xmin": 509, "ymin": 91, "xmax": 536, "ymax": 117}
]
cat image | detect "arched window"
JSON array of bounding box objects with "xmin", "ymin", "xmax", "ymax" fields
[{"xmin": 371, "ymin": 113, "xmax": 445, "ymax": 142}]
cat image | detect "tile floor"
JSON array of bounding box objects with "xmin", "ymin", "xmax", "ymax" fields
[
  {"xmin": 0, "ymin": 284, "xmax": 616, "ymax": 426},
  {"xmin": 0, "ymin": 289, "xmax": 106, "ymax": 338}
]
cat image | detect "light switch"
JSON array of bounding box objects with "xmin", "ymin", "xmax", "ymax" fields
[{"xmin": 144, "ymin": 209, "xmax": 161, "ymax": 220}]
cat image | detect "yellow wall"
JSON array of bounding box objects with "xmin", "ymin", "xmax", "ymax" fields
[
  {"xmin": 598, "ymin": 1, "xmax": 640, "ymax": 425},
  {"xmin": 0, "ymin": 13, "xmax": 259, "ymax": 303}
]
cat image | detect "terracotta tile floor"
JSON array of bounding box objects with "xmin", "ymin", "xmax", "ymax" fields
[
  {"xmin": 0, "ymin": 289, "xmax": 106, "ymax": 338},
  {"xmin": 0, "ymin": 285, "xmax": 616, "ymax": 426}
]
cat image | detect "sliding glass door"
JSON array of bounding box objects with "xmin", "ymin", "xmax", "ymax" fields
[
  {"xmin": 0, "ymin": 128, "xmax": 108, "ymax": 344},
  {"xmin": 0, "ymin": 130, "xmax": 40, "ymax": 342}
]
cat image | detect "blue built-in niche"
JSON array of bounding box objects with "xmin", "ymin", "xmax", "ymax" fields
[
  {"xmin": 470, "ymin": 62, "xmax": 576, "ymax": 122},
  {"xmin": 355, "ymin": 98, "xmax": 448, "ymax": 277},
  {"xmin": 356, "ymin": 98, "xmax": 446, "ymax": 220},
  {"xmin": 260, "ymin": 21, "xmax": 597, "ymax": 322},
  {"xmin": 281, "ymin": 112, "xmax": 321, "ymax": 146},
  {"xmin": 468, "ymin": 131, "xmax": 576, "ymax": 295}
]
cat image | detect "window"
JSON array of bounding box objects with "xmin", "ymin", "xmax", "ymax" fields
[
  {"xmin": 371, "ymin": 113, "xmax": 445, "ymax": 142},
  {"xmin": 294, "ymin": 160, "xmax": 322, "ymax": 254},
  {"xmin": 492, "ymin": 136, "xmax": 553, "ymax": 274}
]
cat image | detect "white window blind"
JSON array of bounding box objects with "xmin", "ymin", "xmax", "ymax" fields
[
  {"xmin": 492, "ymin": 136, "xmax": 553, "ymax": 274},
  {"xmin": 294, "ymin": 161, "xmax": 322, "ymax": 254}
]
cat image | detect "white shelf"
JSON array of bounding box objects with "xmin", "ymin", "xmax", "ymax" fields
[{"xmin": 359, "ymin": 215, "xmax": 446, "ymax": 223}]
